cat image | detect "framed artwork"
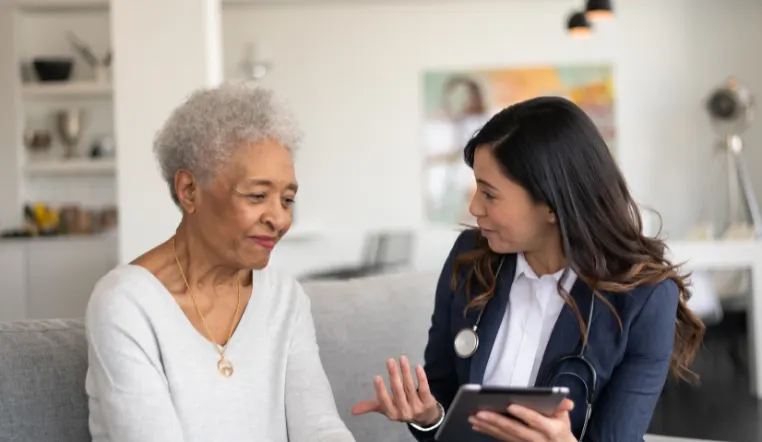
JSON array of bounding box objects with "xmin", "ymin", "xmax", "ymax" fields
[{"xmin": 421, "ymin": 63, "xmax": 615, "ymax": 225}]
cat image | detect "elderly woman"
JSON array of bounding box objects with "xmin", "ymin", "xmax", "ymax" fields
[{"xmin": 84, "ymin": 83, "xmax": 355, "ymax": 442}]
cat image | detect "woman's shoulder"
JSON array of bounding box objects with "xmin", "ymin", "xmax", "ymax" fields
[
  {"xmin": 91, "ymin": 264, "xmax": 165, "ymax": 299},
  {"xmin": 625, "ymin": 278, "xmax": 679, "ymax": 307},
  {"xmin": 253, "ymin": 267, "xmax": 315, "ymax": 333},
  {"xmin": 254, "ymin": 266, "xmax": 309, "ymax": 311},
  {"xmin": 256, "ymin": 266, "xmax": 302, "ymax": 296},
  {"xmin": 607, "ymin": 278, "xmax": 680, "ymax": 326},
  {"xmin": 86, "ymin": 264, "xmax": 168, "ymax": 326}
]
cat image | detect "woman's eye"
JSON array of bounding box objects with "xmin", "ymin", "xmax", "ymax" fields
[
  {"xmin": 247, "ymin": 194, "xmax": 266, "ymax": 202},
  {"xmin": 283, "ymin": 197, "xmax": 296, "ymax": 207},
  {"xmin": 482, "ymin": 191, "xmax": 494, "ymax": 200}
]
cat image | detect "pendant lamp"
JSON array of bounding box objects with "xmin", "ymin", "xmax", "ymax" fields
[
  {"xmin": 585, "ymin": 0, "xmax": 613, "ymax": 21},
  {"xmin": 567, "ymin": 11, "xmax": 591, "ymax": 38}
]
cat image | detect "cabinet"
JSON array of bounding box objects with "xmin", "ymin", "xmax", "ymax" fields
[
  {"xmin": 0, "ymin": 242, "xmax": 28, "ymax": 321},
  {"xmin": 0, "ymin": 232, "xmax": 117, "ymax": 321}
]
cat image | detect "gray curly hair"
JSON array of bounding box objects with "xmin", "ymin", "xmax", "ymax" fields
[{"xmin": 153, "ymin": 82, "xmax": 303, "ymax": 206}]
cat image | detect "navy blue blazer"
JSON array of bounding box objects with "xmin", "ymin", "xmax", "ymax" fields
[{"xmin": 410, "ymin": 229, "xmax": 679, "ymax": 442}]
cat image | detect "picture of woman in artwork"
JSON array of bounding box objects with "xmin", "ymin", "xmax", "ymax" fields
[{"xmin": 424, "ymin": 74, "xmax": 491, "ymax": 224}]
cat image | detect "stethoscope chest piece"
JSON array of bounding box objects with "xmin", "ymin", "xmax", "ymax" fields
[
  {"xmin": 454, "ymin": 326, "xmax": 479, "ymax": 358},
  {"xmin": 454, "ymin": 257, "xmax": 505, "ymax": 360}
]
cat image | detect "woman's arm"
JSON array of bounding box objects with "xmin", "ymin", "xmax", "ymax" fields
[
  {"xmin": 408, "ymin": 231, "xmax": 471, "ymax": 442},
  {"xmin": 284, "ymin": 283, "xmax": 356, "ymax": 442},
  {"xmin": 85, "ymin": 286, "xmax": 185, "ymax": 442},
  {"xmin": 583, "ymin": 280, "xmax": 679, "ymax": 442}
]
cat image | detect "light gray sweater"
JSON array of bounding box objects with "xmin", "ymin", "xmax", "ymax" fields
[{"xmin": 85, "ymin": 264, "xmax": 356, "ymax": 442}]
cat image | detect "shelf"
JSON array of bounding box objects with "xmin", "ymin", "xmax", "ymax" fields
[
  {"xmin": 21, "ymin": 81, "xmax": 112, "ymax": 99},
  {"xmin": 666, "ymin": 239, "xmax": 762, "ymax": 269},
  {"xmin": 24, "ymin": 158, "xmax": 115, "ymax": 176},
  {"xmin": 13, "ymin": 0, "xmax": 109, "ymax": 12}
]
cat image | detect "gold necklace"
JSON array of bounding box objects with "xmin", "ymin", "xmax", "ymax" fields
[{"xmin": 172, "ymin": 237, "xmax": 241, "ymax": 378}]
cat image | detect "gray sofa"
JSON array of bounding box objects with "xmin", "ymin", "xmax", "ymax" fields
[
  {"xmin": 0, "ymin": 270, "xmax": 709, "ymax": 442},
  {"xmin": 0, "ymin": 271, "xmax": 439, "ymax": 442}
]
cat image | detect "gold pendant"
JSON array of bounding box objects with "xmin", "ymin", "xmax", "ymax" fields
[{"xmin": 218, "ymin": 357, "xmax": 234, "ymax": 378}]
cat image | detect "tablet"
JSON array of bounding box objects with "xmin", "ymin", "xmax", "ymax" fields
[{"xmin": 434, "ymin": 384, "xmax": 570, "ymax": 442}]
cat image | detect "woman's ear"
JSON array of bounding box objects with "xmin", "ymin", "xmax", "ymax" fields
[
  {"xmin": 548, "ymin": 209, "xmax": 557, "ymax": 224},
  {"xmin": 174, "ymin": 170, "xmax": 198, "ymax": 214}
]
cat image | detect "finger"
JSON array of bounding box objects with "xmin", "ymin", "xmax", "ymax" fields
[
  {"xmin": 350, "ymin": 399, "xmax": 380, "ymax": 415},
  {"xmin": 470, "ymin": 419, "xmax": 510, "ymax": 441},
  {"xmin": 415, "ymin": 365, "xmax": 435, "ymax": 402},
  {"xmin": 506, "ymin": 404, "xmax": 552, "ymax": 437},
  {"xmin": 556, "ymin": 398, "xmax": 575, "ymax": 414},
  {"xmin": 478, "ymin": 410, "xmax": 538, "ymax": 441},
  {"xmin": 387, "ymin": 358, "xmax": 410, "ymax": 411},
  {"xmin": 469, "ymin": 412, "xmax": 524, "ymax": 441},
  {"xmin": 373, "ymin": 375, "xmax": 396, "ymax": 418},
  {"xmin": 399, "ymin": 356, "xmax": 419, "ymax": 404}
]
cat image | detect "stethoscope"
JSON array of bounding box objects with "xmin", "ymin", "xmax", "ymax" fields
[{"xmin": 453, "ymin": 256, "xmax": 597, "ymax": 441}]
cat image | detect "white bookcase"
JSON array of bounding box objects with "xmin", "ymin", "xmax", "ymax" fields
[
  {"xmin": 0, "ymin": 1, "xmax": 118, "ymax": 323},
  {"xmin": 0, "ymin": 0, "xmax": 115, "ymax": 230}
]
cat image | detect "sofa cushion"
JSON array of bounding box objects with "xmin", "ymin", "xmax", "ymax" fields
[
  {"xmin": 0, "ymin": 319, "xmax": 90, "ymax": 442},
  {"xmin": 303, "ymin": 271, "xmax": 439, "ymax": 442}
]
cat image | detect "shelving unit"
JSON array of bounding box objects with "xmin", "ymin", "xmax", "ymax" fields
[
  {"xmin": 13, "ymin": 0, "xmax": 108, "ymax": 13},
  {"xmin": 0, "ymin": 0, "xmax": 117, "ymax": 226},
  {"xmin": 24, "ymin": 158, "xmax": 115, "ymax": 175},
  {"xmin": 22, "ymin": 80, "xmax": 112, "ymax": 99}
]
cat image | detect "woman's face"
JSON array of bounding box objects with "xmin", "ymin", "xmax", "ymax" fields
[
  {"xmin": 178, "ymin": 139, "xmax": 297, "ymax": 269},
  {"xmin": 468, "ymin": 146, "xmax": 555, "ymax": 254},
  {"xmin": 446, "ymin": 83, "xmax": 473, "ymax": 117}
]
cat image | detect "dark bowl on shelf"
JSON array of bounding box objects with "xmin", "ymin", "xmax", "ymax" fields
[{"xmin": 32, "ymin": 57, "xmax": 74, "ymax": 82}]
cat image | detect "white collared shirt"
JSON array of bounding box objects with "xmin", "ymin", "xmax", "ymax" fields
[{"xmin": 482, "ymin": 253, "xmax": 577, "ymax": 387}]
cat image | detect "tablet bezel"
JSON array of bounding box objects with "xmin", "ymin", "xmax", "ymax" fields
[{"xmin": 434, "ymin": 384, "xmax": 570, "ymax": 442}]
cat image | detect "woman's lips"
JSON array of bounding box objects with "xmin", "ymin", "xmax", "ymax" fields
[
  {"xmin": 250, "ymin": 236, "xmax": 276, "ymax": 250},
  {"xmin": 480, "ymin": 228, "xmax": 496, "ymax": 237}
]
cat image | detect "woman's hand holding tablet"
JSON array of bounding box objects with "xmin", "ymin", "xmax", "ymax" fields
[
  {"xmin": 469, "ymin": 396, "xmax": 575, "ymax": 441},
  {"xmin": 435, "ymin": 384, "xmax": 576, "ymax": 442}
]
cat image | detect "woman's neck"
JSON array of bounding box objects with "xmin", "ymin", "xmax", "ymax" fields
[
  {"xmin": 172, "ymin": 221, "xmax": 250, "ymax": 293},
  {"xmin": 523, "ymin": 241, "xmax": 566, "ymax": 276}
]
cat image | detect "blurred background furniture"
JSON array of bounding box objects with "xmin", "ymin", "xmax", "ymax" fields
[{"xmin": 299, "ymin": 230, "xmax": 414, "ymax": 281}]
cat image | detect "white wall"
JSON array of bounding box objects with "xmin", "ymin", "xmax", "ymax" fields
[
  {"xmin": 683, "ymin": 0, "xmax": 762, "ymax": 232},
  {"xmin": 213, "ymin": 0, "xmax": 762, "ymax": 277},
  {"xmin": 112, "ymin": 0, "xmax": 223, "ymax": 263},
  {"xmin": 22, "ymin": 0, "xmax": 741, "ymax": 276}
]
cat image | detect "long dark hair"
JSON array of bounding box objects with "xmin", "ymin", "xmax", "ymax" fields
[{"xmin": 453, "ymin": 96, "xmax": 705, "ymax": 382}]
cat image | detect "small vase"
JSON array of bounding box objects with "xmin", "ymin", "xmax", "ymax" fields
[{"xmin": 94, "ymin": 63, "xmax": 110, "ymax": 83}]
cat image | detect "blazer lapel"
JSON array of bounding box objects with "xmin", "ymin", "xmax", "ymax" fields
[
  {"xmin": 469, "ymin": 254, "xmax": 516, "ymax": 384},
  {"xmin": 534, "ymin": 279, "xmax": 600, "ymax": 387}
]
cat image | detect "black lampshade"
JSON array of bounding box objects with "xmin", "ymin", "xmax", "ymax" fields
[
  {"xmin": 567, "ymin": 11, "xmax": 591, "ymax": 38},
  {"xmin": 585, "ymin": 0, "xmax": 613, "ymax": 20}
]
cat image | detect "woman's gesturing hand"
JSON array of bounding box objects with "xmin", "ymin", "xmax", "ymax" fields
[{"xmin": 350, "ymin": 356, "xmax": 442, "ymax": 427}]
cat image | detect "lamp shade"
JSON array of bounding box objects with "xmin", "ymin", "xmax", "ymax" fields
[
  {"xmin": 585, "ymin": 0, "xmax": 613, "ymax": 20},
  {"xmin": 567, "ymin": 11, "xmax": 591, "ymax": 38}
]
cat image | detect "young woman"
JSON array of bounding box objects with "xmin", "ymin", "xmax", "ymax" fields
[{"xmin": 352, "ymin": 96, "xmax": 705, "ymax": 441}]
